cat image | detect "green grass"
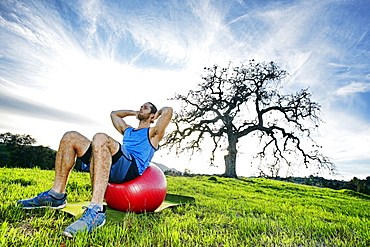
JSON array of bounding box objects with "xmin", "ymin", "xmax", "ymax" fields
[{"xmin": 0, "ymin": 167, "xmax": 369, "ymax": 246}]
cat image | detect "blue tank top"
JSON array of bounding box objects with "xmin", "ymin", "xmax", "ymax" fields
[{"xmin": 123, "ymin": 127, "xmax": 158, "ymax": 175}]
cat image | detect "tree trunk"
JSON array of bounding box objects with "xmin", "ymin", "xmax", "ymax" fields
[{"xmin": 222, "ymin": 134, "xmax": 238, "ymax": 178}]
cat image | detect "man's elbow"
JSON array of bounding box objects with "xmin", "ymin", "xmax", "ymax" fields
[
  {"xmin": 164, "ymin": 107, "xmax": 173, "ymax": 117},
  {"xmin": 166, "ymin": 107, "xmax": 173, "ymax": 113}
]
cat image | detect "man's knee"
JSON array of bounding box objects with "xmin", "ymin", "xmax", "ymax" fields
[
  {"xmin": 92, "ymin": 133, "xmax": 118, "ymax": 154},
  {"xmin": 92, "ymin": 133, "xmax": 109, "ymax": 146},
  {"xmin": 61, "ymin": 131, "xmax": 81, "ymax": 143}
]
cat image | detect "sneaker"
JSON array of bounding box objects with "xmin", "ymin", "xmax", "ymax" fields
[
  {"xmin": 17, "ymin": 190, "xmax": 67, "ymax": 209},
  {"xmin": 62, "ymin": 205, "xmax": 106, "ymax": 237}
]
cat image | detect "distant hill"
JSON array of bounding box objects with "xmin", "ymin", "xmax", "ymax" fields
[
  {"xmin": 272, "ymin": 175, "xmax": 370, "ymax": 196},
  {"xmin": 151, "ymin": 160, "xmax": 370, "ymax": 196},
  {"xmin": 151, "ymin": 161, "xmax": 180, "ymax": 173}
]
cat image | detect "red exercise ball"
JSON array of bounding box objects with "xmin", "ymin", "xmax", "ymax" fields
[{"xmin": 104, "ymin": 164, "xmax": 167, "ymax": 213}]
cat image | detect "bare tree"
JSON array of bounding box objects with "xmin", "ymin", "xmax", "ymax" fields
[{"xmin": 164, "ymin": 60, "xmax": 334, "ymax": 178}]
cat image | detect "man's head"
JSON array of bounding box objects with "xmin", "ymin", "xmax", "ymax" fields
[
  {"xmin": 147, "ymin": 102, "xmax": 157, "ymax": 115},
  {"xmin": 137, "ymin": 102, "xmax": 157, "ymax": 124}
]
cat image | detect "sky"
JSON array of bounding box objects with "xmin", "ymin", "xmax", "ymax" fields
[{"xmin": 0, "ymin": 0, "xmax": 369, "ymax": 180}]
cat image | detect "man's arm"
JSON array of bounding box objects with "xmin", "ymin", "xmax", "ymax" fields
[
  {"xmin": 150, "ymin": 107, "xmax": 173, "ymax": 148},
  {"xmin": 110, "ymin": 110, "xmax": 136, "ymax": 135}
]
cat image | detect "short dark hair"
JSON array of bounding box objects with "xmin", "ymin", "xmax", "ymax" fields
[{"xmin": 147, "ymin": 102, "xmax": 157, "ymax": 114}]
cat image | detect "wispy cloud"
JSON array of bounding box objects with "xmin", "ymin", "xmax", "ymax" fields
[
  {"xmin": 0, "ymin": 90, "xmax": 94, "ymax": 124},
  {"xmin": 335, "ymin": 82, "xmax": 370, "ymax": 96}
]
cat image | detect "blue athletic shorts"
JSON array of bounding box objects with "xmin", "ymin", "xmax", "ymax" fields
[{"xmin": 80, "ymin": 144, "xmax": 139, "ymax": 184}]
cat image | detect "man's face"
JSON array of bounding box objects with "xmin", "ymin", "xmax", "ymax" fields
[{"xmin": 137, "ymin": 103, "xmax": 153, "ymax": 121}]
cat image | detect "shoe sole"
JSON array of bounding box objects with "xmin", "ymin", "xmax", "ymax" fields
[
  {"xmin": 62, "ymin": 219, "xmax": 106, "ymax": 238},
  {"xmin": 21, "ymin": 203, "xmax": 67, "ymax": 210},
  {"xmin": 62, "ymin": 231, "xmax": 73, "ymax": 238}
]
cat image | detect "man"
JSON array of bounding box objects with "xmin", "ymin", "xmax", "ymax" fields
[{"xmin": 17, "ymin": 102, "xmax": 173, "ymax": 237}]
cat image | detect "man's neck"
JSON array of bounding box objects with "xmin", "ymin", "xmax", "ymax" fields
[{"xmin": 136, "ymin": 121, "xmax": 150, "ymax": 130}]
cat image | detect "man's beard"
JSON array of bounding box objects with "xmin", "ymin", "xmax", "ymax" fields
[{"xmin": 137, "ymin": 113, "xmax": 149, "ymax": 121}]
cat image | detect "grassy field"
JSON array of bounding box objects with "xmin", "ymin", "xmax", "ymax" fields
[{"xmin": 0, "ymin": 167, "xmax": 369, "ymax": 247}]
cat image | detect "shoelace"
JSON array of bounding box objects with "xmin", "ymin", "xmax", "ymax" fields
[
  {"xmin": 80, "ymin": 207, "xmax": 101, "ymax": 224},
  {"xmin": 37, "ymin": 190, "xmax": 50, "ymax": 197}
]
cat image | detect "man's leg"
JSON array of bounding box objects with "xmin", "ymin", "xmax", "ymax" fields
[
  {"xmin": 90, "ymin": 133, "xmax": 120, "ymax": 204},
  {"xmin": 63, "ymin": 132, "xmax": 120, "ymax": 237},
  {"xmin": 52, "ymin": 131, "xmax": 91, "ymax": 193},
  {"xmin": 17, "ymin": 131, "xmax": 91, "ymax": 209}
]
